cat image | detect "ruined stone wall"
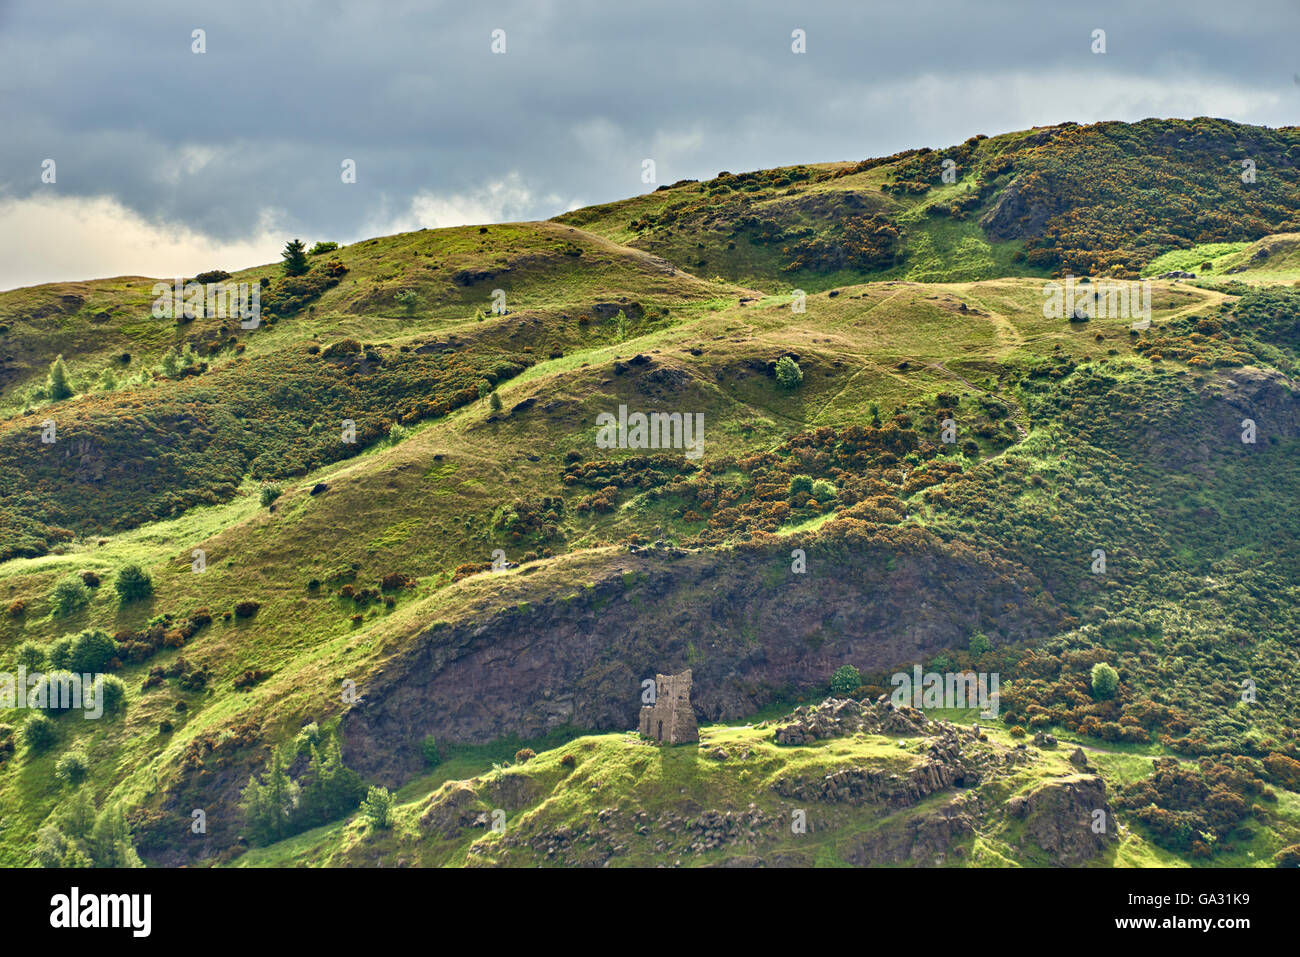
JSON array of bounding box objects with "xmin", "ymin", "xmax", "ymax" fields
[{"xmin": 639, "ymin": 670, "xmax": 699, "ymax": 744}]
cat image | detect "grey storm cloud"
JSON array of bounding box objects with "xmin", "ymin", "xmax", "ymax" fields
[{"xmin": 0, "ymin": 0, "xmax": 1297, "ymax": 288}]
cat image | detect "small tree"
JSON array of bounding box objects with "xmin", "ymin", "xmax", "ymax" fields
[
  {"xmin": 114, "ymin": 565, "xmax": 153, "ymax": 605},
  {"xmin": 260, "ymin": 484, "xmax": 282, "ymax": 508},
  {"xmin": 241, "ymin": 748, "xmax": 300, "ymax": 846},
  {"xmin": 489, "ymin": 391, "xmax": 502, "ymax": 412},
  {"xmin": 15, "ymin": 640, "xmax": 45, "ymax": 670},
  {"xmin": 1091, "ymin": 662, "xmax": 1119, "ymax": 700},
  {"xmin": 830, "ymin": 665, "xmax": 862, "ymax": 696},
  {"xmin": 94, "ymin": 675, "xmax": 129, "ymax": 715},
  {"xmin": 55, "ymin": 750, "xmax": 90, "ymax": 786},
  {"xmin": 297, "ymin": 738, "xmax": 364, "ymax": 828},
  {"xmin": 775, "ymin": 356, "xmax": 803, "ymax": 390},
  {"xmin": 68, "ymin": 629, "xmax": 117, "ymax": 673},
  {"xmin": 90, "ymin": 801, "xmax": 143, "ymax": 868},
  {"xmin": 969, "ymin": 632, "xmax": 992, "ymax": 655},
  {"xmin": 47, "ymin": 636, "xmax": 74, "ymax": 670},
  {"xmin": 360, "ymin": 786, "xmax": 394, "ymax": 829},
  {"xmin": 51, "ymin": 576, "xmax": 90, "ymax": 616},
  {"xmin": 22, "ymin": 714, "xmax": 58, "ymax": 753},
  {"xmin": 394, "ymin": 289, "xmax": 419, "ymax": 315},
  {"xmin": 48, "ymin": 355, "xmax": 74, "ymax": 401},
  {"xmin": 421, "ymin": 735, "xmax": 441, "ymax": 767},
  {"xmin": 309, "ymin": 241, "xmax": 339, "ymax": 256},
  {"xmin": 281, "ymin": 239, "xmax": 309, "ymax": 276}
]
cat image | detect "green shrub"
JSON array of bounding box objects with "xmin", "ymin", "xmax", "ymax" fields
[
  {"xmin": 1091, "ymin": 662, "xmax": 1120, "ymax": 700},
  {"xmin": 94, "ymin": 675, "xmax": 128, "ymax": 715},
  {"xmin": 969, "ymin": 632, "xmax": 992, "ymax": 655},
  {"xmin": 22, "ymin": 714, "xmax": 57, "ymax": 753},
  {"xmin": 295, "ymin": 722, "xmax": 322, "ymax": 754},
  {"xmin": 68, "ymin": 629, "xmax": 117, "ymax": 673},
  {"xmin": 789, "ymin": 474, "xmax": 814, "ymax": 496},
  {"xmin": 394, "ymin": 290, "xmax": 419, "ymax": 314},
  {"xmin": 51, "ymin": 576, "xmax": 90, "ymax": 616},
  {"xmin": 308, "ymin": 241, "xmax": 339, "ymax": 255},
  {"xmin": 360, "ymin": 786, "xmax": 394, "ymax": 829},
  {"xmin": 775, "ymin": 356, "xmax": 803, "ymax": 389},
  {"xmin": 259, "ymin": 484, "xmax": 282, "ymax": 508},
  {"xmin": 114, "ymin": 564, "xmax": 153, "ymax": 604},
  {"xmin": 55, "ymin": 750, "xmax": 90, "ymax": 786},
  {"xmin": 829, "ymin": 664, "xmax": 862, "ymax": 696},
  {"xmin": 47, "ymin": 636, "xmax": 73, "ymax": 670},
  {"xmin": 811, "ymin": 478, "xmax": 838, "ymax": 503},
  {"xmin": 421, "ymin": 735, "xmax": 441, "ymax": 767},
  {"xmin": 15, "ymin": 640, "xmax": 45, "ymax": 670},
  {"xmin": 30, "ymin": 672, "xmax": 84, "ymax": 714}
]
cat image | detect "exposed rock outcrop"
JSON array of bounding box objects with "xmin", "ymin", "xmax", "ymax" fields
[
  {"xmin": 1007, "ymin": 774, "xmax": 1117, "ymax": 866},
  {"xmin": 341, "ymin": 535, "xmax": 1060, "ymax": 785}
]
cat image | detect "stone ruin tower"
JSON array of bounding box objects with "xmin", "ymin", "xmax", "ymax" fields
[{"xmin": 639, "ymin": 669, "xmax": 699, "ymax": 744}]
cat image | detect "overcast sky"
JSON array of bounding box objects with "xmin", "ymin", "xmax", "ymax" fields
[{"xmin": 1, "ymin": 0, "xmax": 1297, "ymax": 290}]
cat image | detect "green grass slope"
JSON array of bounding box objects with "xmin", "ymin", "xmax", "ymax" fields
[{"xmin": 2, "ymin": 119, "xmax": 1300, "ymax": 870}]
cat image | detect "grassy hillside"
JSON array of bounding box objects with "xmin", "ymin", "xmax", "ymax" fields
[
  {"xmin": 2, "ymin": 119, "xmax": 1299, "ymax": 869},
  {"xmin": 557, "ymin": 117, "xmax": 1300, "ymax": 290}
]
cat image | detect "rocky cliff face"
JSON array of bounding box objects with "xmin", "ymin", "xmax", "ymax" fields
[{"xmin": 342, "ymin": 531, "xmax": 1059, "ymax": 786}]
